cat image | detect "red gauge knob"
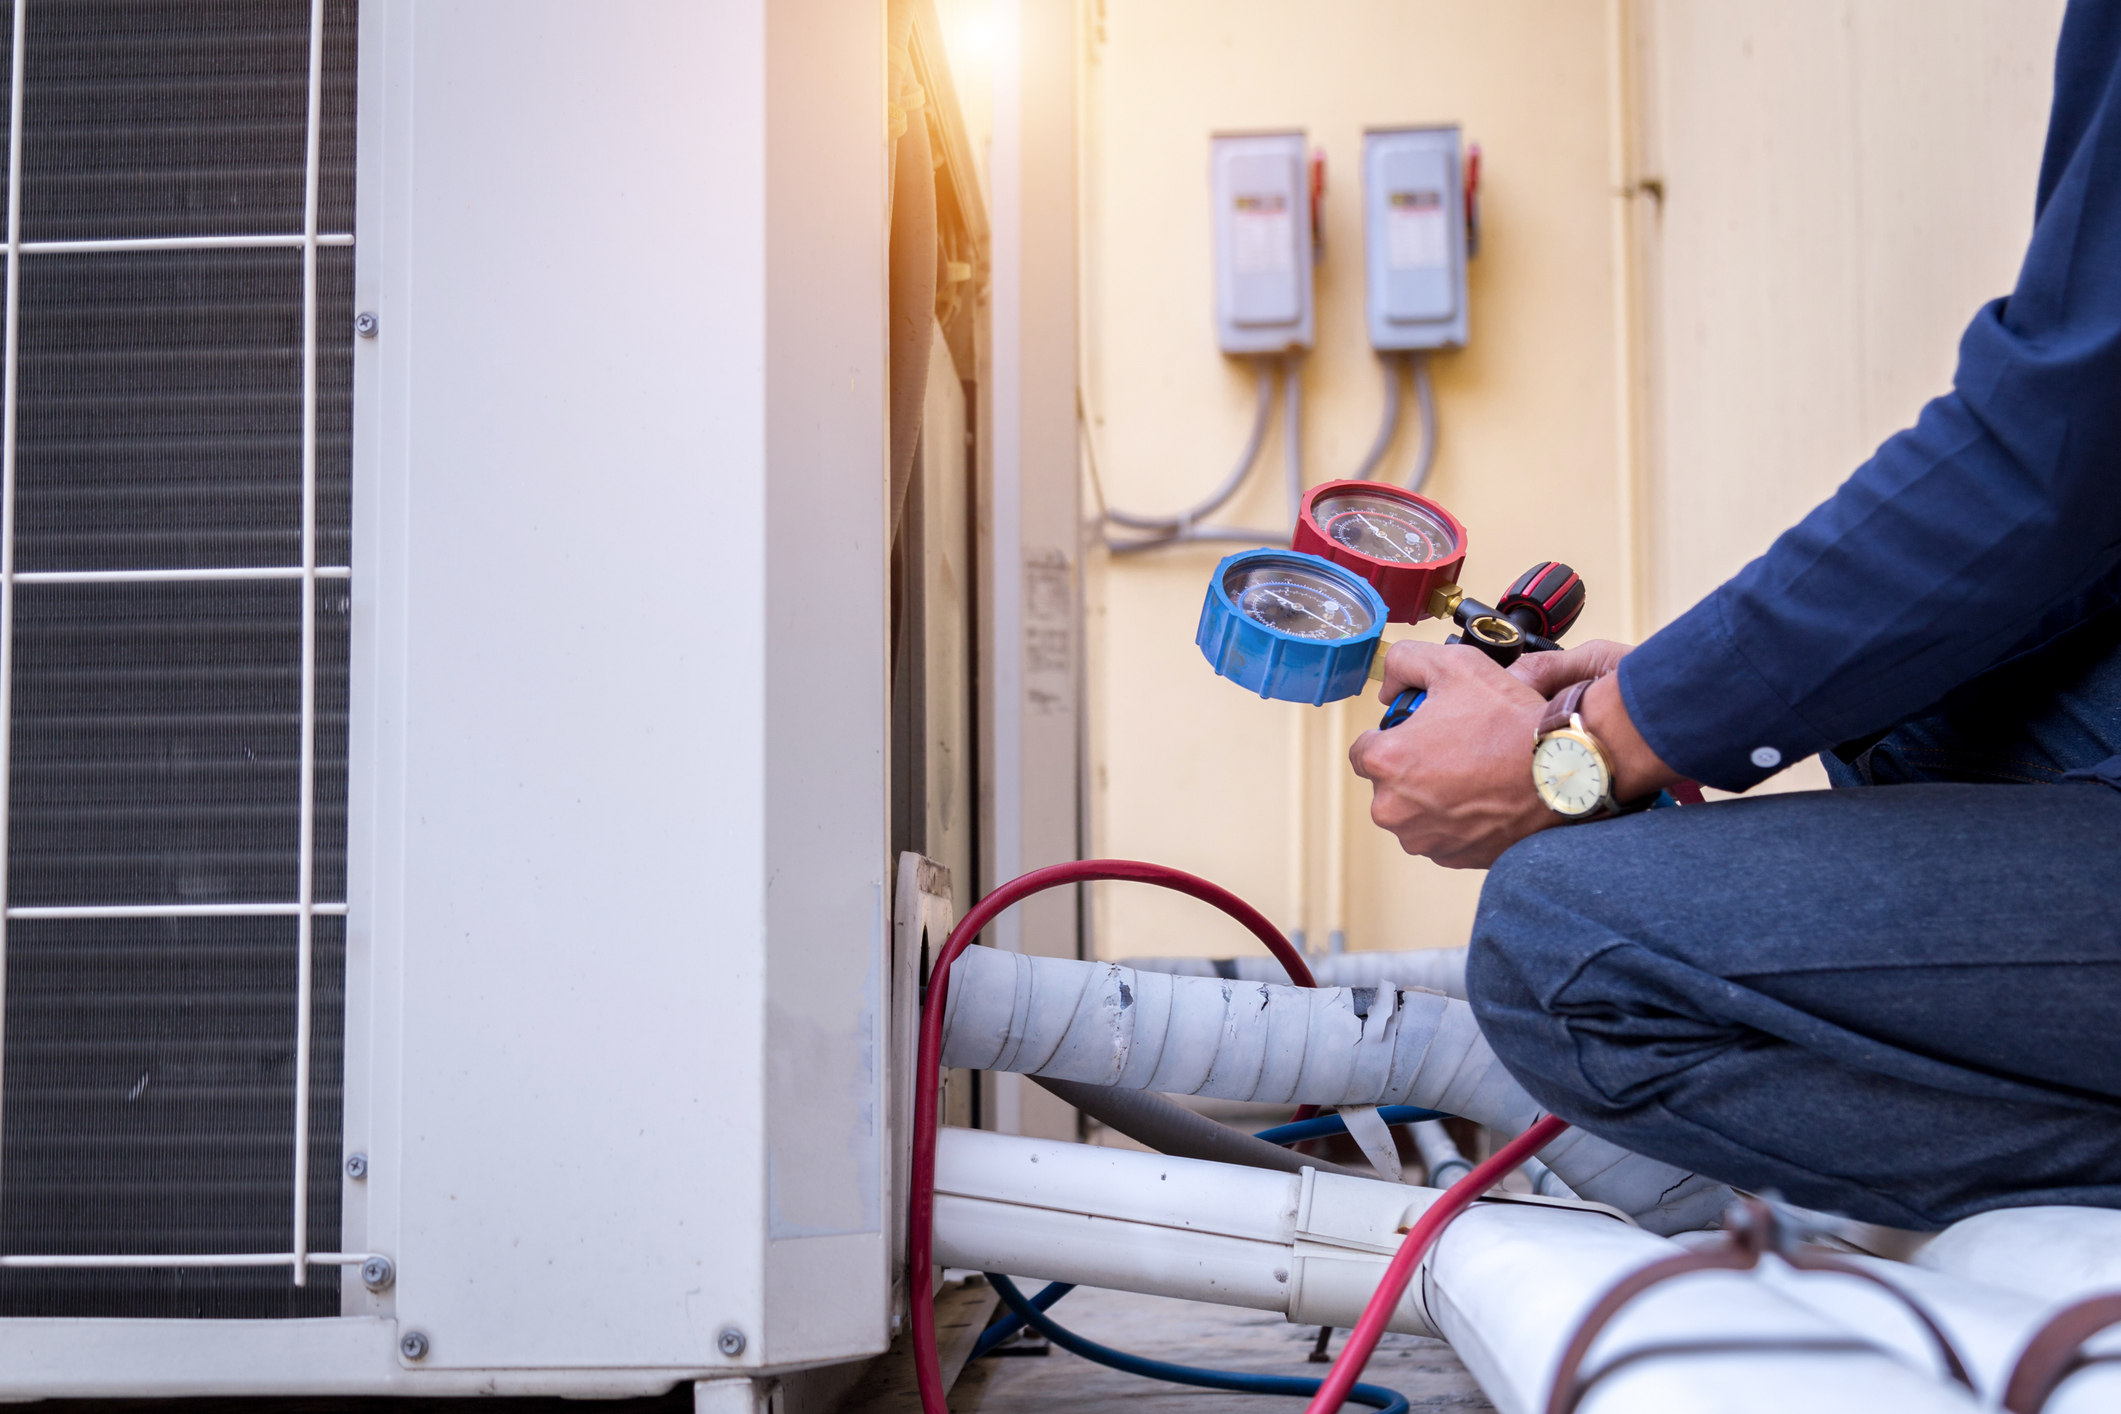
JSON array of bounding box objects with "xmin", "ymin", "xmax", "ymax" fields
[
  {"xmin": 1292, "ymin": 480, "xmax": 1468, "ymax": 625},
  {"xmin": 1499, "ymin": 561, "xmax": 1585, "ymax": 640}
]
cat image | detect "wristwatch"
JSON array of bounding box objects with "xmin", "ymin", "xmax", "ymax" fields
[{"xmin": 1531, "ymin": 679, "xmax": 1653, "ymax": 822}]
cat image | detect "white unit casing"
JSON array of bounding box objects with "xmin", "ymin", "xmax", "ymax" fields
[
  {"xmin": 1210, "ymin": 131, "xmax": 1314, "ymax": 354},
  {"xmin": 353, "ymin": 0, "xmax": 888, "ymax": 1382},
  {"xmin": 1363, "ymin": 126, "xmax": 1469, "ymax": 351},
  {"xmin": 0, "ymin": 0, "xmax": 894, "ymax": 1396}
]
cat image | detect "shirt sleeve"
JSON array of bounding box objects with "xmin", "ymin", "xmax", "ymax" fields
[{"xmin": 1618, "ymin": 2, "xmax": 2121, "ymax": 792}]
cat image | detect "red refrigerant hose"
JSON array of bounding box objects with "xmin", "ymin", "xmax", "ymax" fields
[
  {"xmin": 1302, "ymin": 1113, "xmax": 1571, "ymax": 1414},
  {"xmin": 905, "ymin": 858, "xmax": 1575, "ymax": 1414},
  {"xmin": 908, "ymin": 860, "xmax": 1321, "ymax": 1414}
]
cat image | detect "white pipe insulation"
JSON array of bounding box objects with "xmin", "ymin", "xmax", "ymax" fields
[
  {"xmin": 1419, "ymin": 1203, "xmax": 1982, "ymax": 1414},
  {"xmin": 940, "ymin": 946, "xmax": 1730, "ymax": 1233},
  {"xmin": 1115, "ymin": 946, "xmax": 1468, "ymax": 998},
  {"xmin": 1913, "ymin": 1205, "xmax": 2121, "ymax": 1306},
  {"xmin": 932, "ymin": 1128, "xmax": 1983, "ymax": 1414},
  {"xmin": 1750, "ymin": 1249, "xmax": 2121, "ymax": 1414}
]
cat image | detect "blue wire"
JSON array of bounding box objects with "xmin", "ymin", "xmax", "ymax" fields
[
  {"xmin": 969, "ymin": 1279, "xmax": 1076, "ymax": 1360},
  {"xmin": 1253, "ymin": 1104, "xmax": 1448, "ymax": 1146},
  {"xmin": 982, "ymin": 1273, "xmax": 1409, "ymax": 1414}
]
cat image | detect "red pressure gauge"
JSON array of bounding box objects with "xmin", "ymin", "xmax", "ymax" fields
[{"xmin": 1292, "ymin": 480, "xmax": 1468, "ymax": 624}]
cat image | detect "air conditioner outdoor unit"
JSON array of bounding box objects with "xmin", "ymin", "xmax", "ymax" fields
[{"xmin": 0, "ymin": 0, "xmax": 901, "ymax": 1397}]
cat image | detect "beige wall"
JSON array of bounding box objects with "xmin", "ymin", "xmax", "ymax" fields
[
  {"xmin": 1637, "ymin": 0, "xmax": 2065, "ymax": 627},
  {"xmin": 1083, "ymin": 0, "xmax": 1636, "ymax": 960},
  {"xmin": 1081, "ymin": 0, "xmax": 2066, "ymax": 964}
]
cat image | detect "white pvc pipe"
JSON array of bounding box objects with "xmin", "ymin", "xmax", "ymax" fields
[
  {"xmin": 1412, "ymin": 1118, "xmax": 1472, "ymax": 1189},
  {"xmin": 1913, "ymin": 1205, "xmax": 2121, "ymax": 1306},
  {"xmin": 1417, "ymin": 1204, "xmax": 1983, "ymax": 1414},
  {"xmin": 1115, "ymin": 946, "xmax": 1468, "ymax": 998},
  {"xmin": 933, "ymin": 1128, "xmax": 1982, "ymax": 1414},
  {"xmin": 1753, "ymin": 1250, "xmax": 2121, "ymax": 1414},
  {"xmin": 1521, "ymin": 1154, "xmax": 1577, "ymax": 1200},
  {"xmin": 940, "ymin": 946, "xmax": 1729, "ymax": 1233},
  {"xmin": 932, "ymin": 1127, "xmax": 1445, "ymax": 1336}
]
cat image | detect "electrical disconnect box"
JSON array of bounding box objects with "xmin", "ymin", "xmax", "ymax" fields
[
  {"xmin": 1363, "ymin": 126, "xmax": 1469, "ymax": 351},
  {"xmin": 1211, "ymin": 130, "xmax": 1315, "ymax": 353}
]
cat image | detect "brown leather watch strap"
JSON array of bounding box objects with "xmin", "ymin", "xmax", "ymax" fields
[{"xmin": 1536, "ymin": 678, "xmax": 1594, "ymax": 738}]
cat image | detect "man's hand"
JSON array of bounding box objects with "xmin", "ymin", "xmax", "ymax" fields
[
  {"xmin": 1348, "ymin": 640, "xmax": 1557, "ymax": 869},
  {"xmin": 1510, "ymin": 638, "xmax": 1633, "ymax": 697},
  {"xmin": 1347, "ymin": 636, "xmax": 1683, "ymax": 868}
]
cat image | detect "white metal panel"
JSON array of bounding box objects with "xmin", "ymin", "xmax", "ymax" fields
[
  {"xmin": 0, "ymin": 1320, "xmax": 692, "ymax": 1398},
  {"xmin": 360, "ymin": 0, "xmax": 783, "ymax": 1371},
  {"xmin": 756, "ymin": 0, "xmax": 892, "ymax": 1370}
]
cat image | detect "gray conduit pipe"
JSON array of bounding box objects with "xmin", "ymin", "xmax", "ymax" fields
[
  {"xmin": 1348, "ymin": 352, "xmax": 1403, "ymax": 482},
  {"xmin": 1411, "ymin": 1118, "xmax": 1473, "ymax": 1189},
  {"xmin": 940, "ymin": 946, "xmax": 1732, "ymax": 1234},
  {"xmin": 1283, "ymin": 351, "xmax": 1305, "ymax": 526},
  {"xmin": 1406, "ymin": 352, "xmax": 1437, "ymax": 493},
  {"xmin": 1102, "ymin": 362, "xmax": 1276, "ymax": 533},
  {"xmin": 1115, "ymin": 946, "xmax": 1468, "ymax": 998},
  {"xmin": 1030, "ymin": 1075, "xmax": 1372, "ymax": 1181}
]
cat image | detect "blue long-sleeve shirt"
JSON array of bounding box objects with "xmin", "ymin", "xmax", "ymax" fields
[{"xmin": 1619, "ymin": 0, "xmax": 2121, "ymax": 792}]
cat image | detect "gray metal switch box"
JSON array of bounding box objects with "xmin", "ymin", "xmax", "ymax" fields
[
  {"xmin": 1363, "ymin": 126, "xmax": 1469, "ymax": 351},
  {"xmin": 1211, "ymin": 131, "xmax": 1314, "ymax": 354}
]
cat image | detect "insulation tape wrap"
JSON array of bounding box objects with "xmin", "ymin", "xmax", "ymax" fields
[
  {"xmin": 941, "ymin": 947, "xmax": 1732, "ymax": 1235},
  {"xmin": 1115, "ymin": 947, "xmax": 1471, "ymax": 999}
]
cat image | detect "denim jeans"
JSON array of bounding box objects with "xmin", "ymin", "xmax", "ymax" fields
[{"xmin": 1466, "ymin": 610, "xmax": 2121, "ymax": 1230}]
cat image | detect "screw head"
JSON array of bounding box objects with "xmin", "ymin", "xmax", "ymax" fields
[
  {"xmin": 716, "ymin": 1327, "xmax": 747, "ymax": 1358},
  {"xmin": 400, "ymin": 1330, "xmax": 429, "ymax": 1361},
  {"xmin": 345, "ymin": 1152, "xmax": 369, "ymax": 1180},
  {"xmin": 354, "ymin": 311, "xmax": 379, "ymax": 338},
  {"xmin": 360, "ymin": 1255, "xmax": 395, "ymax": 1291}
]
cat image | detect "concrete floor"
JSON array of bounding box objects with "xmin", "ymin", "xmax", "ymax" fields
[{"xmin": 951, "ymin": 1286, "xmax": 1495, "ymax": 1414}]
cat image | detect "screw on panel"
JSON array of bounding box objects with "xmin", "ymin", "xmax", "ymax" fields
[
  {"xmin": 400, "ymin": 1330, "xmax": 430, "ymax": 1361},
  {"xmin": 716, "ymin": 1327, "xmax": 747, "ymax": 1358},
  {"xmin": 360, "ymin": 1255, "xmax": 395, "ymax": 1291},
  {"xmin": 354, "ymin": 311, "xmax": 379, "ymax": 338},
  {"xmin": 345, "ymin": 1152, "xmax": 369, "ymax": 1179}
]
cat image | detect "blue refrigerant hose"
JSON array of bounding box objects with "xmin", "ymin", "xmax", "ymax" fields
[
  {"xmin": 1252, "ymin": 1104, "xmax": 1448, "ymax": 1146},
  {"xmin": 969, "ymin": 1278, "xmax": 1077, "ymax": 1360},
  {"xmin": 981, "ymin": 1273, "xmax": 1410, "ymax": 1414}
]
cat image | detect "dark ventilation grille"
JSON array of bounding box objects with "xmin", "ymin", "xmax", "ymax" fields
[{"xmin": 0, "ymin": 0, "xmax": 356, "ymax": 1319}]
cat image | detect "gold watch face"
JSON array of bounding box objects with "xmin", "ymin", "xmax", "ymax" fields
[{"xmin": 1533, "ymin": 730, "xmax": 1611, "ymax": 818}]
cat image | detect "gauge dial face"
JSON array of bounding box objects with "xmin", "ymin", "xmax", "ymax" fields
[
  {"xmin": 1224, "ymin": 558, "xmax": 1377, "ymax": 641},
  {"xmin": 1313, "ymin": 491, "xmax": 1459, "ymax": 566},
  {"xmin": 1533, "ymin": 731, "xmax": 1611, "ymax": 818}
]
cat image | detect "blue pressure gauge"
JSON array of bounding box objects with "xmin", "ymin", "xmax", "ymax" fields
[{"xmin": 1197, "ymin": 549, "xmax": 1389, "ymax": 705}]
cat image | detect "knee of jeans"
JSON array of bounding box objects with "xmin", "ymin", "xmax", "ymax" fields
[{"xmin": 1466, "ymin": 830, "xmax": 1585, "ymax": 1020}]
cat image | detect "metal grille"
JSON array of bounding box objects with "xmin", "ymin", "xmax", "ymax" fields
[{"xmin": 0, "ymin": 0, "xmax": 362, "ymax": 1318}]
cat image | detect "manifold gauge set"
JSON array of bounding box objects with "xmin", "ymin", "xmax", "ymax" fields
[{"xmin": 1195, "ymin": 479, "xmax": 1584, "ymax": 727}]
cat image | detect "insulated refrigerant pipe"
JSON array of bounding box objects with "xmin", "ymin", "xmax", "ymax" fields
[
  {"xmin": 1913, "ymin": 1206, "xmax": 2121, "ymax": 1307},
  {"xmin": 1418, "ymin": 1203, "xmax": 1986, "ymax": 1414},
  {"xmin": 1116, "ymin": 946, "xmax": 1469, "ymax": 998},
  {"xmin": 1749, "ymin": 1248, "xmax": 2121, "ymax": 1414},
  {"xmin": 908, "ymin": 861, "xmax": 1323, "ymax": 1414},
  {"xmin": 930, "ymin": 1127, "xmax": 1986, "ymax": 1414},
  {"xmin": 939, "ymin": 947, "xmax": 1732, "ymax": 1234}
]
